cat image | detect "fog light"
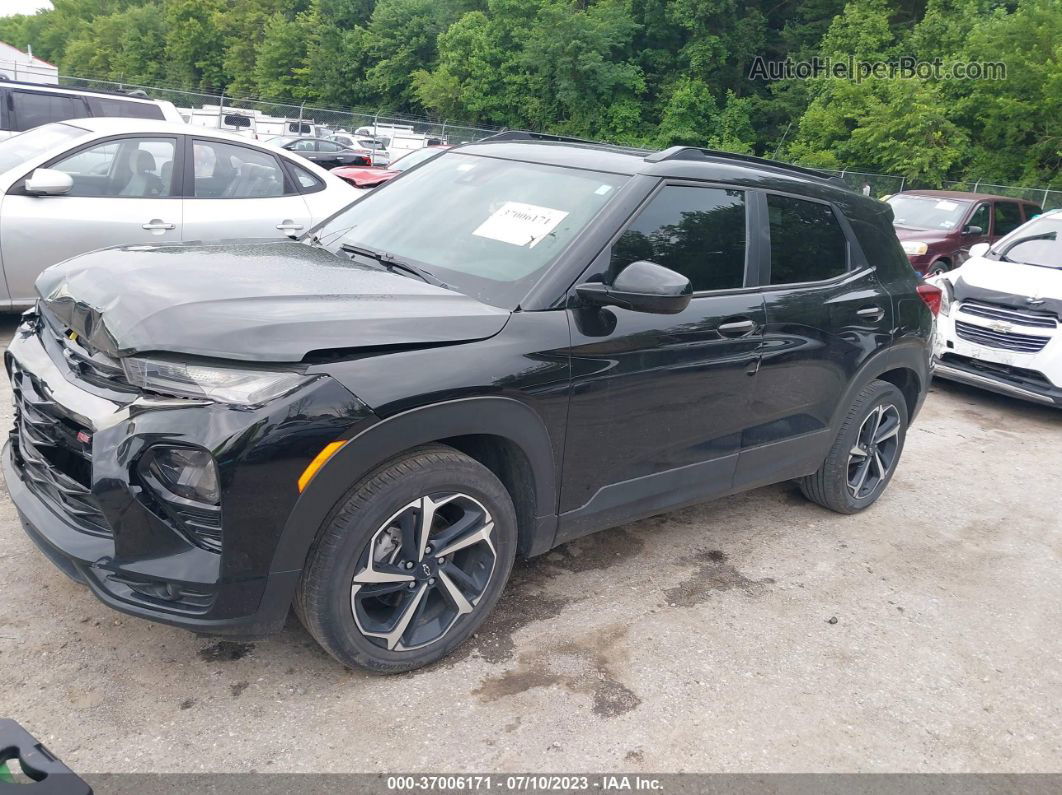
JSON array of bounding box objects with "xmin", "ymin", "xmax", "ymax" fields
[{"xmin": 140, "ymin": 446, "xmax": 220, "ymax": 504}]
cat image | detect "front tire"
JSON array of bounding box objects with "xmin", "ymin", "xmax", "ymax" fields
[
  {"xmin": 799, "ymin": 380, "xmax": 909, "ymax": 514},
  {"xmin": 296, "ymin": 445, "xmax": 517, "ymax": 673}
]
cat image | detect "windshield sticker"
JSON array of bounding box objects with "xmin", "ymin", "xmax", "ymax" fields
[
  {"xmin": 456, "ymin": 162, "xmax": 476, "ymax": 172},
  {"xmin": 595, "ymin": 184, "xmax": 613, "ymax": 195},
  {"xmin": 473, "ymin": 201, "xmax": 570, "ymax": 248},
  {"xmin": 940, "ymin": 220, "xmax": 955, "ymax": 228},
  {"xmin": 935, "ymin": 200, "xmax": 959, "ymax": 211}
]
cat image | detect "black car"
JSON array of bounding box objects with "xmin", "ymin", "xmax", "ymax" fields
[
  {"xmin": 268, "ymin": 135, "xmax": 372, "ymax": 168},
  {"xmin": 3, "ymin": 133, "xmax": 937, "ymax": 672}
]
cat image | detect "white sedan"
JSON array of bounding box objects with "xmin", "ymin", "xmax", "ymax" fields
[{"xmin": 0, "ymin": 118, "xmax": 357, "ymax": 309}]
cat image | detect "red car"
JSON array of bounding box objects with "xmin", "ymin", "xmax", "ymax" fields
[
  {"xmin": 331, "ymin": 145, "xmax": 451, "ymax": 189},
  {"xmin": 886, "ymin": 190, "xmax": 1042, "ymax": 275}
]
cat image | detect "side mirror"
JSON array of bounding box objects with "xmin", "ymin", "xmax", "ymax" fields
[
  {"xmin": 576, "ymin": 260, "xmax": 692, "ymax": 315},
  {"xmin": 24, "ymin": 168, "xmax": 72, "ymax": 196},
  {"xmin": 963, "ymin": 225, "xmax": 983, "ymax": 236},
  {"xmin": 968, "ymin": 242, "xmax": 991, "ymax": 259}
]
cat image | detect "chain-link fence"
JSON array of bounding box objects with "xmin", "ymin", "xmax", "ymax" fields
[
  {"xmin": 814, "ymin": 168, "xmax": 907, "ymax": 199},
  {"xmin": 57, "ymin": 75, "xmax": 502, "ymax": 151},
  {"xmin": 51, "ymin": 74, "xmax": 1062, "ymax": 209},
  {"xmin": 939, "ymin": 179, "xmax": 1062, "ymax": 211}
]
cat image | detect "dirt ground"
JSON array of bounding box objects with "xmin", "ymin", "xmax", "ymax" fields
[{"xmin": 0, "ymin": 316, "xmax": 1059, "ymax": 774}]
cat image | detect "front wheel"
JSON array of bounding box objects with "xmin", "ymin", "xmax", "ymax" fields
[
  {"xmin": 295, "ymin": 445, "xmax": 517, "ymax": 673},
  {"xmin": 799, "ymin": 380, "xmax": 909, "ymax": 514}
]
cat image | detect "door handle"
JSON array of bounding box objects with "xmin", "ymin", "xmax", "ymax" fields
[
  {"xmin": 276, "ymin": 221, "xmax": 304, "ymax": 231},
  {"xmin": 717, "ymin": 318, "xmax": 756, "ymax": 337},
  {"xmin": 856, "ymin": 305, "xmax": 885, "ymax": 321},
  {"xmin": 141, "ymin": 220, "xmax": 175, "ymax": 231}
]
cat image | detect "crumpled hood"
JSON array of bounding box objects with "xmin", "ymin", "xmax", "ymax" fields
[
  {"xmin": 36, "ymin": 240, "xmax": 511, "ymax": 362},
  {"xmin": 948, "ymin": 255, "xmax": 1062, "ymax": 317}
]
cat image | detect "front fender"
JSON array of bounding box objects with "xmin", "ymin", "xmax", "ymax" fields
[{"xmin": 267, "ymin": 396, "xmax": 560, "ymax": 582}]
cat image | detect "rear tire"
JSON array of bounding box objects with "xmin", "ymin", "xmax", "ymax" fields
[
  {"xmin": 296, "ymin": 444, "xmax": 517, "ymax": 673},
  {"xmin": 799, "ymin": 380, "xmax": 908, "ymax": 514}
]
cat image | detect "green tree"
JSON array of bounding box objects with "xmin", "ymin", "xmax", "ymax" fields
[{"xmin": 253, "ymin": 11, "xmax": 313, "ymax": 99}]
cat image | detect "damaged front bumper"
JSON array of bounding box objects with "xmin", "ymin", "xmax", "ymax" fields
[{"xmin": 3, "ymin": 310, "xmax": 374, "ymax": 634}]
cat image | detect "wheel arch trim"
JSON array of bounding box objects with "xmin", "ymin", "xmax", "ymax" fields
[
  {"xmin": 828, "ymin": 341, "xmax": 930, "ymax": 432},
  {"xmin": 268, "ymin": 396, "xmax": 559, "ymax": 578}
]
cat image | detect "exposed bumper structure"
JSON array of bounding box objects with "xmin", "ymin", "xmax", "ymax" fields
[{"xmin": 2, "ymin": 311, "xmax": 372, "ymax": 634}]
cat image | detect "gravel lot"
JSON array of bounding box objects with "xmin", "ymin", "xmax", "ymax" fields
[{"xmin": 0, "ymin": 315, "xmax": 1059, "ymax": 775}]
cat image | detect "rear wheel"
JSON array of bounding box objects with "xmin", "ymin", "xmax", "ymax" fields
[
  {"xmin": 799, "ymin": 380, "xmax": 908, "ymax": 514},
  {"xmin": 296, "ymin": 445, "xmax": 517, "ymax": 672}
]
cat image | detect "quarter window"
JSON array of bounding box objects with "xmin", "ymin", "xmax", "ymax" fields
[
  {"xmin": 50, "ymin": 137, "xmax": 175, "ymax": 197},
  {"xmin": 89, "ymin": 97, "xmax": 165, "ymax": 120},
  {"xmin": 193, "ymin": 140, "xmax": 285, "ymax": 198},
  {"xmin": 767, "ymin": 194, "xmax": 848, "ymax": 284},
  {"xmin": 610, "ymin": 185, "xmax": 747, "ymax": 292},
  {"xmin": 993, "ymin": 202, "xmax": 1022, "ymax": 236},
  {"xmin": 290, "ymin": 164, "xmax": 323, "ymax": 192}
]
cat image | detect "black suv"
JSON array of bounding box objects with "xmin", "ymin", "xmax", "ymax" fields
[{"xmin": 3, "ymin": 134, "xmax": 935, "ymax": 672}]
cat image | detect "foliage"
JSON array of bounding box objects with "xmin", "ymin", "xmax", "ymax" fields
[{"xmin": 0, "ymin": 0, "xmax": 1058, "ymax": 187}]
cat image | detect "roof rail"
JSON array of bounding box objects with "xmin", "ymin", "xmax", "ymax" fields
[
  {"xmin": 477, "ymin": 129, "xmax": 651, "ymax": 155},
  {"xmin": 0, "ymin": 79, "xmax": 160, "ymax": 102},
  {"xmin": 645, "ymin": 146, "xmax": 847, "ymax": 187}
]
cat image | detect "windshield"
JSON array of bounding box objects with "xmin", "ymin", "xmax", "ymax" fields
[
  {"xmin": 993, "ymin": 214, "xmax": 1062, "ymax": 268},
  {"xmin": 0, "ymin": 122, "xmax": 88, "ymax": 175},
  {"xmin": 887, "ymin": 194, "xmax": 971, "ymax": 231},
  {"xmin": 311, "ymin": 151, "xmax": 628, "ymax": 308},
  {"xmin": 391, "ymin": 147, "xmax": 445, "ymax": 172}
]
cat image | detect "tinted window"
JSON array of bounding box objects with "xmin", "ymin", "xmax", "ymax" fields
[
  {"xmin": 292, "ymin": 139, "xmax": 316, "ymax": 152},
  {"xmin": 967, "ymin": 203, "xmax": 989, "ymax": 234},
  {"xmin": 193, "ymin": 140, "xmax": 285, "ymax": 198},
  {"xmin": 610, "ymin": 186, "xmax": 747, "ymax": 291},
  {"xmin": 317, "ymin": 140, "xmax": 341, "ymax": 152},
  {"xmin": 52, "ymin": 137, "xmax": 175, "ymax": 197},
  {"xmin": 993, "ymin": 202, "xmax": 1022, "ymax": 236},
  {"xmin": 11, "ymin": 91, "xmax": 89, "ymax": 132},
  {"xmin": 767, "ymin": 194, "xmax": 848, "ymax": 284},
  {"xmin": 90, "ymin": 97, "xmax": 164, "ymax": 120}
]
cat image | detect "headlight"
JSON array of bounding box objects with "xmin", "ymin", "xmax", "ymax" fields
[
  {"xmin": 937, "ymin": 279, "xmax": 954, "ymax": 316},
  {"xmin": 122, "ymin": 357, "xmax": 315, "ymax": 406},
  {"xmin": 901, "ymin": 241, "xmax": 929, "ymax": 256}
]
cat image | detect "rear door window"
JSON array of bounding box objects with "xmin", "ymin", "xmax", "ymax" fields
[
  {"xmin": 11, "ymin": 91, "xmax": 90, "ymax": 132},
  {"xmin": 192, "ymin": 139, "xmax": 287, "ymax": 198},
  {"xmin": 993, "ymin": 202, "xmax": 1023, "ymax": 236},
  {"xmin": 767, "ymin": 194, "xmax": 848, "ymax": 284}
]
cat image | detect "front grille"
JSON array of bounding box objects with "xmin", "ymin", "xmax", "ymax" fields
[
  {"xmin": 958, "ymin": 300, "xmax": 1058, "ymax": 329},
  {"xmin": 954, "ymin": 320, "xmax": 1051, "ymax": 354},
  {"xmin": 9, "ymin": 361, "xmax": 111, "ymax": 537}
]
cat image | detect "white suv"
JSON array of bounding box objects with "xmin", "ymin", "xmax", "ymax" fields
[{"xmin": 930, "ymin": 209, "xmax": 1062, "ymax": 406}]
